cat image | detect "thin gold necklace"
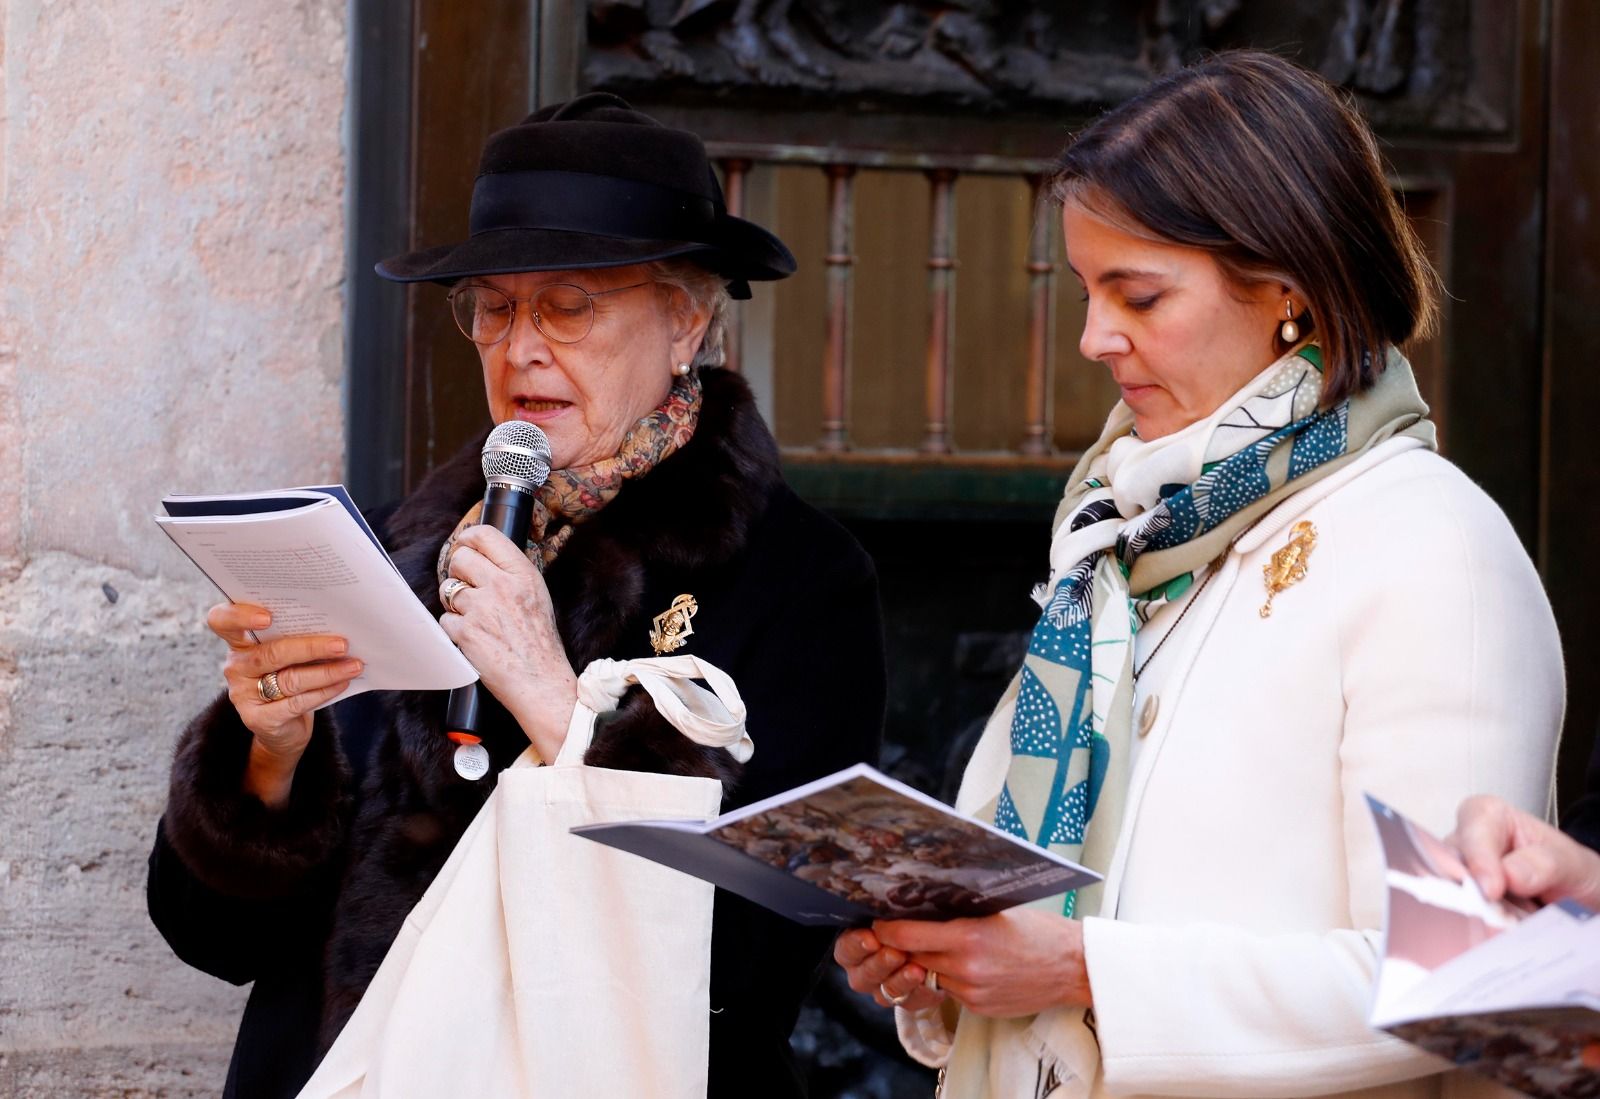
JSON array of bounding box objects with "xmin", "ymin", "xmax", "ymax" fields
[
  {"xmin": 1132, "ymin": 564, "xmax": 1219, "ymax": 680},
  {"xmin": 1131, "ymin": 511, "xmax": 1271, "ymax": 680}
]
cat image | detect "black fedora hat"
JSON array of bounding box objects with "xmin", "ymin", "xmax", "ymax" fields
[{"xmin": 376, "ymin": 93, "xmax": 794, "ymax": 300}]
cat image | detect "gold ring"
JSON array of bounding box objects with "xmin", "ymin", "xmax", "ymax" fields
[
  {"xmin": 439, "ymin": 577, "xmax": 469, "ymax": 614},
  {"xmin": 925, "ymin": 969, "xmax": 940, "ymax": 993},
  {"xmin": 257, "ymin": 671, "xmax": 285, "ymax": 702},
  {"xmin": 879, "ymin": 981, "xmax": 911, "ymax": 1007}
]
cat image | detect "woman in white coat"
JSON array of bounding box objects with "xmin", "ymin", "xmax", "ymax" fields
[{"xmin": 835, "ymin": 50, "xmax": 1563, "ymax": 1099}]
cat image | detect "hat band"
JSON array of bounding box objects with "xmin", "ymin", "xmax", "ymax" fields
[{"xmin": 469, "ymin": 170, "xmax": 720, "ymax": 243}]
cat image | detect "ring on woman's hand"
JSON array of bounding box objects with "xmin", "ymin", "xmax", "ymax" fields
[
  {"xmin": 439, "ymin": 577, "xmax": 469, "ymax": 614},
  {"xmin": 924, "ymin": 969, "xmax": 941, "ymax": 993},
  {"xmin": 879, "ymin": 982, "xmax": 911, "ymax": 1007},
  {"xmin": 256, "ymin": 671, "xmax": 286, "ymax": 702}
]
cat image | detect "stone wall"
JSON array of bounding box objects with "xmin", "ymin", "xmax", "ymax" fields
[{"xmin": 0, "ymin": 2, "xmax": 348, "ymax": 1095}]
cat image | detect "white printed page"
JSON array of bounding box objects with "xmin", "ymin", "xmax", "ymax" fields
[
  {"xmin": 157, "ymin": 499, "xmax": 476, "ymax": 702},
  {"xmin": 1385, "ymin": 901, "xmax": 1600, "ymax": 1023}
]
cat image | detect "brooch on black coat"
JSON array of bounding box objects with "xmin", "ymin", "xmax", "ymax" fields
[{"xmin": 649, "ymin": 593, "xmax": 699, "ymax": 654}]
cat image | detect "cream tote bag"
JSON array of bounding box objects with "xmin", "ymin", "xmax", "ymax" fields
[{"xmin": 297, "ymin": 655, "xmax": 750, "ymax": 1099}]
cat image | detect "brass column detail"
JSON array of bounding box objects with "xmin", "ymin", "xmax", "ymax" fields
[
  {"xmin": 718, "ymin": 158, "xmax": 751, "ymax": 374},
  {"xmin": 922, "ymin": 168, "xmax": 958, "ymax": 454},
  {"xmin": 1021, "ymin": 174, "xmax": 1058, "ymax": 455},
  {"xmin": 820, "ymin": 163, "xmax": 857, "ymax": 452}
]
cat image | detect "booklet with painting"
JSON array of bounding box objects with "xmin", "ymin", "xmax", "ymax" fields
[
  {"xmin": 572, "ymin": 762, "xmax": 1100, "ymax": 927},
  {"xmin": 155, "ymin": 486, "xmax": 477, "ymax": 705},
  {"xmin": 1365, "ymin": 795, "xmax": 1600, "ymax": 1098}
]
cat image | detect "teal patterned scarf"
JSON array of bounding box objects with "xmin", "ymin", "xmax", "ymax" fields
[{"xmin": 988, "ymin": 345, "xmax": 1435, "ymax": 919}]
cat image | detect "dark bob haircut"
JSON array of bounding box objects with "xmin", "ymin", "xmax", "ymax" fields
[{"xmin": 1051, "ymin": 50, "xmax": 1440, "ymax": 406}]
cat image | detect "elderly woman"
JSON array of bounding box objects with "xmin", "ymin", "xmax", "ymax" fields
[
  {"xmin": 147, "ymin": 93, "xmax": 885, "ymax": 1099},
  {"xmin": 836, "ymin": 52, "xmax": 1562, "ymax": 1098}
]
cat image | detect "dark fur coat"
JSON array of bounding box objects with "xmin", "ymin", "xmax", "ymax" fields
[{"xmin": 148, "ymin": 369, "xmax": 886, "ymax": 1099}]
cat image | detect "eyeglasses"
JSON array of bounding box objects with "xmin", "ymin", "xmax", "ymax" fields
[{"xmin": 446, "ymin": 281, "xmax": 653, "ymax": 346}]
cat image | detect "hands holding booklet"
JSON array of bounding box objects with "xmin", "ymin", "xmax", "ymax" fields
[
  {"xmin": 156, "ymin": 485, "xmax": 477, "ymax": 705},
  {"xmin": 157, "ymin": 484, "xmax": 1099, "ymax": 930},
  {"xmin": 1366, "ymin": 796, "xmax": 1600, "ymax": 1099},
  {"xmin": 161, "ymin": 487, "xmax": 1599, "ymax": 1096}
]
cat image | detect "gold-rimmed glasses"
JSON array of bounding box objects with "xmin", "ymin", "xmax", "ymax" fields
[{"xmin": 446, "ymin": 281, "xmax": 653, "ymax": 345}]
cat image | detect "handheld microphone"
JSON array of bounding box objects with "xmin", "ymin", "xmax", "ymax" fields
[{"xmin": 445, "ymin": 421, "xmax": 552, "ymax": 754}]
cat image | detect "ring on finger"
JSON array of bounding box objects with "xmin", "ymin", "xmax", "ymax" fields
[
  {"xmin": 257, "ymin": 670, "xmax": 286, "ymax": 702},
  {"xmin": 879, "ymin": 981, "xmax": 911, "ymax": 1007},
  {"xmin": 439, "ymin": 577, "xmax": 470, "ymax": 615},
  {"xmin": 925, "ymin": 969, "xmax": 941, "ymax": 993}
]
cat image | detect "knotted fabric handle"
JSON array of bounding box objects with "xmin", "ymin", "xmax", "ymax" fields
[{"xmin": 554, "ymin": 655, "xmax": 752, "ymax": 768}]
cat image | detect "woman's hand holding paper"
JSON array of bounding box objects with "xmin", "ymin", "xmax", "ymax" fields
[
  {"xmin": 871, "ymin": 909, "xmax": 1094, "ymax": 1018},
  {"xmin": 209, "ymin": 601, "xmax": 363, "ymax": 808},
  {"xmin": 1449, "ymin": 795, "xmax": 1600, "ymax": 909}
]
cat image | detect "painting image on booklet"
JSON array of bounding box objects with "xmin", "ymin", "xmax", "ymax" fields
[{"xmin": 574, "ymin": 763, "xmax": 1100, "ymax": 926}]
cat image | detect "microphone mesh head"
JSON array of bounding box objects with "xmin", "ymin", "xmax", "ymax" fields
[{"xmin": 481, "ymin": 421, "xmax": 552, "ymax": 490}]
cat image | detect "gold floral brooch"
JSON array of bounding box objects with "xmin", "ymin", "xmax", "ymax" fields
[
  {"xmin": 1260, "ymin": 521, "xmax": 1317, "ymax": 618},
  {"xmin": 649, "ymin": 593, "xmax": 699, "ymax": 654}
]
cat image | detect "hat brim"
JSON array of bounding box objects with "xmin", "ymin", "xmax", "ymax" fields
[{"xmin": 375, "ymin": 216, "xmax": 796, "ymax": 301}]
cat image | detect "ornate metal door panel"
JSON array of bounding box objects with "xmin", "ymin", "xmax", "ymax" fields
[{"xmin": 348, "ymin": 0, "xmax": 1589, "ymax": 847}]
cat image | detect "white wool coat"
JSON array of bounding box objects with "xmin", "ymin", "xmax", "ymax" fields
[{"xmin": 901, "ymin": 440, "xmax": 1565, "ymax": 1099}]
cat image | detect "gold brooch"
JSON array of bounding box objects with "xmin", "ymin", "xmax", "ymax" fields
[
  {"xmin": 649, "ymin": 593, "xmax": 699, "ymax": 654},
  {"xmin": 1260, "ymin": 521, "xmax": 1317, "ymax": 618}
]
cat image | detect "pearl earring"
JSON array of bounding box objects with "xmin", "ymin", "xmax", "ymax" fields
[
  {"xmin": 672, "ymin": 362, "xmax": 691, "ymax": 377},
  {"xmin": 1280, "ymin": 301, "xmax": 1300, "ymax": 344}
]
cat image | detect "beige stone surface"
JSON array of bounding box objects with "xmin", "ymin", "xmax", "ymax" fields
[
  {"xmin": 0, "ymin": 1, "xmax": 349, "ymax": 1094},
  {"xmin": 0, "ymin": 1042, "xmax": 236, "ymax": 1099},
  {"xmin": 3, "ymin": 0, "xmax": 346, "ymax": 577},
  {"xmin": 0, "ymin": 556, "xmax": 247, "ymax": 1049},
  {"xmin": 0, "ymin": 3, "xmax": 18, "ymax": 584}
]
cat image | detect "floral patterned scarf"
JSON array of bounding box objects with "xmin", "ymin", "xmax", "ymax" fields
[{"xmin": 437, "ymin": 371, "xmax": 702, "ymax": 580}]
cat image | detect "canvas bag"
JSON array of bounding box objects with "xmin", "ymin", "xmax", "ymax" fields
[{"xmin": 297, "ymin": 654, "xmax": 751, "ymax": 1099}]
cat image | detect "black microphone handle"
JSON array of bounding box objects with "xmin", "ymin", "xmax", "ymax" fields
[
  {"xmin": 478, "ymin": 482, "xmax": 537, "ymax": 544},
  {"xmin": 445, "ymin": 482, "xmax": 537, "ymax": 740}
]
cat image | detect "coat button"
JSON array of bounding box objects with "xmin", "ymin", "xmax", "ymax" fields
[{"xmin": 1138, "ymin": 694, "xmax": 1159, "ymax": 737}]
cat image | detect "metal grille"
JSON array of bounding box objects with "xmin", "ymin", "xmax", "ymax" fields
[
  {"xmin": 481, "ymin": 421, "xmax": 552, "ymax": 489},
  {"xmin": 715, "ymin": 149, "xmax": 1063, "ymax": 461}
]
